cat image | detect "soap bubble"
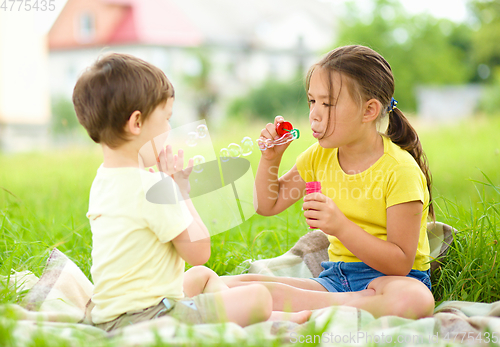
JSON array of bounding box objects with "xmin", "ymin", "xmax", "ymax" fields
[
  {"xmin": 228, "ymin": 143, "xmax": 242, "ymax": 158},
  {"xmin": 196, "ymin": 124, "xmax": 208, "ymax": 138},
  {"xmin": 193, "ymin": 155, "xmax": 205, "ymax": 173},
  {"xmin": 219, "ymin": 148, "xmax": 230, "ymax": 162},
  {"xmin": 241, "ymin": 137, "xmax": 253, "ymax": 156},
  {"xmin": 186, "ymin": 132, "xmax": 198, "ymax": 147}
]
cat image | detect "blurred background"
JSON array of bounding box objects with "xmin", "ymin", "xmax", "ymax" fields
[
  {"xmin": 1, "ymin": 0, "xmax": 498, "ymax": 148},
  {"xmin": 0, "ymin": 0, "xmax": 499, "ymax": 206},
  {"xmin": 1, "ymin": 0, "xmax": 498, "ymax": 305}
]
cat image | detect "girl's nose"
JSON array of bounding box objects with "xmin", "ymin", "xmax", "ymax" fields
[{"xmin": 309, "ymin": 106, "xmax": 320, "ymax": 122}]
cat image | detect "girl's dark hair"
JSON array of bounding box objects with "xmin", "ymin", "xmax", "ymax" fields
[{"xmin": 306, "ymin": 45, "xmax": 434, "ymax": 218}]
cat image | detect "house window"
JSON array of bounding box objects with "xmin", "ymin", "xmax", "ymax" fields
[{"xmin": 78, "ymin": 12, "xmax": 95, "ymax": 43}]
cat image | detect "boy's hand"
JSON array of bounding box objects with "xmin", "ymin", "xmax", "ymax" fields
[
  {"xmin": 155, "ymin": 145, "xmax": 194, "ymax": 196},
  {"xmin": 302, "ymin": 193, "xmax": 348, "ymax": 237},
  {"xmin": 258, "ymin": 116, "xmax": 293, "ymax": 161}
]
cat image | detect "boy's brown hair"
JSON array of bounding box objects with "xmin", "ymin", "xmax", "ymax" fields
[{"xmin": 72, "ymin": 53, "xmax": 174, "ymax": 148}]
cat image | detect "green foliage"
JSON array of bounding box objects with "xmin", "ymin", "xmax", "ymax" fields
[
  {"xmin": 432, "ymin": 174, "xmax": 500, "ymax": 305},
  {"xmin": 227, "ymin": 77, "xmax": 309, "ymax": 121},
  {"xmin": 336, "ymin": 0, "xmax": 474, "ymax": 110},
  {"xmin": 182, "ymin": 49, "xmax": 218, "ymax": 121},
  {"xmin": 471, "ymin": 0, "xmax": 500, "ymax": 71},
  {"xmin": 226, "ymin": 0, "xmax": 500, "ymax": 118},
  {"xmin": 0, "ymin": 117, "xmax": 499, "ymax": 345},
  {"xmin": 51, "ymin": 96, "xmax": 79, "ymax": 135},
  {"xmin": 478, "ymin": 66, "xmax": 500, "ymax": 115},
  {"xmin": 0, "ymin": 310, "xmax": 17, "ymax": 347}
]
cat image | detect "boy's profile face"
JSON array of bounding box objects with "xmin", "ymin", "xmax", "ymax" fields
[{"xmin": 138, "ymin": 97, "xmax": 174, "ymax": 167}]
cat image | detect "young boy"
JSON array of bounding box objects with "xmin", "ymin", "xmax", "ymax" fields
[{"xmin": 72, "ymin": 53, "xmax": 310, "ymax": 331}]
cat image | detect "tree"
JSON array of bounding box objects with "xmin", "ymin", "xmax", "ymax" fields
[
  {"xmin": 182, "ymin": 49, "xmax": 218, "ymax": 122},
  {"xmin": 51, "ymin": 96, "xmax": 79, "ymax": 135},
  {"xmin": 471, "ymin": 0, "xmax": 500, "ymax": 71},
  {"xmin": 227, "ymin": 77, "xmax": 309, "ymax": 121},
  {"xmin": 335, "ymin": 0, "xmax": 474, "ymax": 111}
]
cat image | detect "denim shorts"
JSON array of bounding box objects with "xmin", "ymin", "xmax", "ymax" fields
[{"xmin": 312, "ymin": 261, "xmax": 432, "ymax": 292}]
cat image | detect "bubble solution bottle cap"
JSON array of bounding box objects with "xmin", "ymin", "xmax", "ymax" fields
[
  {"xmin": 276, "ymin": 121, "xmax": 294, "ymax": 137},
  {"xmin": 306, "ymin": 181, "xmax": 322, "ymax": 194}
]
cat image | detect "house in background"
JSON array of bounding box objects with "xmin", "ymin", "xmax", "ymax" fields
[
  {"xmin": 47, "ymin": 0, "xmax": 338, "ymax": 127},
  {"xmin": 0, "ymin": 12, "xmax": 51, "ymax": 152},
  {"xmin": 416, "ymin": 85, "xmax": 484, "ymax": 122}
]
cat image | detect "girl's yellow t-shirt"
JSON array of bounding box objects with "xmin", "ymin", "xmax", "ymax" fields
[{"xmin": 296, "ymin": 135, "xmax": 430, "ymax": 271}]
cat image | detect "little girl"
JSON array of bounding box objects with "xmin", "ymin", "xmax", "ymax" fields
[{"xmin": 223, "ymin": 45, "xmax": 435, "ymax": 319}]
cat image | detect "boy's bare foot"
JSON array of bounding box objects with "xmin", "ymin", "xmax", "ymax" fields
[{"xmin": 269, "ymin": 310, "xmax": 312, "ymax": 324}]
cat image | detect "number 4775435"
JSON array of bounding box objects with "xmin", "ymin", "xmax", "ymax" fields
[
  {"xmin": 0, "ymin": 0, "xmax": 56, "ymax": 11},
  {"xmin": 443, "ymin": 332, "xmax": 498, "ymax": 343}
]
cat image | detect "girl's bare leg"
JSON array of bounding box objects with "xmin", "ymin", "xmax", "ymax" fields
[
  {"xmin": 232, "ymin": 275, "xmax": 434, "ymax": 319},
  {"xmin": 223, "ymin": 273, "xmax": 328, "ymax": 291},
  {"xmin": 344, "ymin": 276, "xmax": 435, "ymax": 319},
  {"xmin": 223, "ymin": 273, "xmax": 376, "ymax": 312},
  {"xmin": 253, "ymin": 281, "xmax": 375, "ymax": 312},
  {"xmin": 222, "ymin": 271, "xmax": 434, "ymax": 319},
  {"xmin": 183, "ymin": 266, "xmax": 313, "ymax": 325}
]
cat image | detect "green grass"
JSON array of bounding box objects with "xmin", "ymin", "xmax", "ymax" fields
[{"xmin": 1, "ymin": 115, "xmax": 499, "ymax": 345}]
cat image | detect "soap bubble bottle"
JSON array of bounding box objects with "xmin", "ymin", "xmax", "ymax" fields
[{"xmin": 305, "ymin": 181, "xmax": 322, "ymax": 229}]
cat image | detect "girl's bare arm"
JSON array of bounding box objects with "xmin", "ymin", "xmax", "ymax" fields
[
  {"xmin": 304, "ymin": 195, "xmax": 423, "ymax": 275},
  {"xmin": 253, "ymin": 116, "xmax": 306, "ymax": 216},
  {"xmin": 255, "ymin": 162, "xmax": 306, "ymax": 216}
]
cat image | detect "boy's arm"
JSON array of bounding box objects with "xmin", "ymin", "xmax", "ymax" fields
[
  {"xmin": 155, "ymin": 146, "xmax": 211, "ymax": 265},
  {"xmin": 171, "ymin": 196, "xmax": 210, "ymax": 266}
]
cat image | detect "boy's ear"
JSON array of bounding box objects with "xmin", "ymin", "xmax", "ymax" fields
[
  {"xmin": 126, "ymin": 111, "xmax": 142, "ymax": 135},
  {"xmin": 362, "ymin": 99, "xmax": 382, "ymax": 123}
]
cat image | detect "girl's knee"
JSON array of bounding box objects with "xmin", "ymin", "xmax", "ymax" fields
[
  {"xmin": 415, "ymin": 289, "xmax": 435, "ymax": 317},
  {"xmin": 391, "ymin": 287, "xmax": 435, "ymax": 319}
]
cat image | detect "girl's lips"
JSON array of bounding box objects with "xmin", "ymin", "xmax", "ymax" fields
[{"xmin": 312, "ymin": 131, "xmax": 321, "ymax": 138}]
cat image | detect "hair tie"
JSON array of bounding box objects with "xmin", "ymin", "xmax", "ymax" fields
[{"xmin": 387, "ymin": 97, "xmax": 398, "ymax": 113}]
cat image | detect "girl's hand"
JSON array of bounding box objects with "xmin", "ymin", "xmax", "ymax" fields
[
  {"xmin": 258, "ymin": 116, "xmax": 293, "ymax": 161},
  {"xmin": 302, "ymin": 193, "xmax": 348, "ymax": 236},
  {"xmin": 155, "ymin": 145, "xmax": 194, "ymax": 196}
]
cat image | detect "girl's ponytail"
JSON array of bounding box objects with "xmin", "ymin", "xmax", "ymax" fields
[{"xmin": 387, "ymin": 107, "xmax": 434, "ymax": 219}]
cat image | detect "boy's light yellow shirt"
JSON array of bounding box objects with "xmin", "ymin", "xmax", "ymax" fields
[
  {"xmin": 87, "ymin": 165, "xmax": 193, "ymax": 324},
  {"xmin": 296, "ymin": 135, "xmax": 430, "ymax": 271}
]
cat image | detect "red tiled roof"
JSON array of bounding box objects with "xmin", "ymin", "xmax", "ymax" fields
[{"xmin": 108, "ymin": 0, "xmax": 202, "ymax": 46}]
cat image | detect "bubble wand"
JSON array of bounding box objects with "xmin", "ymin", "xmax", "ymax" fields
[{"xmin": 257, "ymin": 121, "xmax": 300, "ymax": 151}]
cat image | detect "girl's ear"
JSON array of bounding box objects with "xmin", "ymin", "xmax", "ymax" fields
[
  {"xmin": 362, "ymin": 99, "xmax": 382, "ymax": 123},
  {"xmin": 126, "ymin": 111, "xmax": 142, "ymax": 135}
]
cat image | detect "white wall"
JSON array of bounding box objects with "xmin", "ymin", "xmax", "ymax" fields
[
  {"xmin": 0, "ymin": 11, "xmax": 51, "ymax": 152},
  {"xmin": 0, "ymin": 12, "xmax": 51, "ymax": 124}
]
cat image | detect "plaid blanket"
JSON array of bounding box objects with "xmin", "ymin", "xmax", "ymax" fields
[{"xmin": 1, "ymin": 223, "xmax": 499, "ymax": 346}]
